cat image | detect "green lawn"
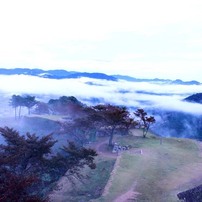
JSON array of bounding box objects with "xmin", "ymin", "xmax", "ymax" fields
[
  {"xmin": 93, "ymin": 130, "xmax": 202, "ymax": 202},
  {"xmin": 49, "ymin": 129, "xmax": 202, "ymax": 202}
]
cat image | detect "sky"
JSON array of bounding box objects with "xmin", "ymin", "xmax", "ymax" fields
[{"xmin": 0, "ymin": 0, "xmax": 202, "ymax": 81}]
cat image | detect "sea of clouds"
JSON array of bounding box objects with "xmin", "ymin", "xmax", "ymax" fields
[{"xmin": 0, "ymin": 75, "xmax": 202, "ymax": 116}]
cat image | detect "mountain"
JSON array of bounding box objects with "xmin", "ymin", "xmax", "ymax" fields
[
  {"xmin": 112, "ymin": 75, "xmax": 201, "ymax": 85},
  {"xmin": 0, "ymin": 68, "xmax": 200, "ymax": 85},
  {"xmin": 171, "ymin": 79, "xmax": 200, "ymax": 85},
  {"xmin": 112, "ymin": 75, "xmax": 171, "ymax": 83},
  {"xmin": 112, "ymin": 75, "xmax": 139, "ymax": 82},
  {"xmin": 0, "ymin": 68, "xmax": 117, "ymax": 81},
  {"xmin": 184, "ymin": 93, "xmax": 202, "ymax": 104}
]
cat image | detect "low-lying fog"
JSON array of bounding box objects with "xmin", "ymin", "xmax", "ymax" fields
[
  {"xmin": 0, "ymin": 74, "xmax": 202, "ymax": 115},
  {"xmin": 0, "ymin": 75, "xmax": 202, "ymax": 140}
]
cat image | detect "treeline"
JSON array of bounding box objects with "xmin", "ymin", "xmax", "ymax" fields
[
  {"xmin": 10, "ymin": 95, "xmax": 156, "ymax": 145},
  {"xmin": 62, "ymin": 105, "xmax": 155, "ymax": 146},
  {"xmin": 10, "ymin": 95, "xmax": 84, "ymax": 119},
  {"xmin": 10, "ymin": 95, "xmax": 37, "ymax": 118}
]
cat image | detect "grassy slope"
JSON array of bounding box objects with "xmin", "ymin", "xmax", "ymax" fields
[
  {"xmin": 5, "ymin": 115, "xmax": 201, "ymax": 201},
  {"xmin": 92, "ymin": 130, "xmax": 202, "ymax": 202},
  {"xmin": 49, "ymin": 156, "xmax": 116, "ymax": 202}
]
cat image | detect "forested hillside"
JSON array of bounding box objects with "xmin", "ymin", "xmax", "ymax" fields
[{"xmin": 0, "ymin": 94, "xmax": 156, "ymax": 201}]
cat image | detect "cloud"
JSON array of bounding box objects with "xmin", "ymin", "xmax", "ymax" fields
[
  {"xmin": 1, "ymin": 75, "xmax": 202, "ymax": 116},
  {"xmin": 187, "ymin": 38, "xmax": 202, "ymax": 47}
]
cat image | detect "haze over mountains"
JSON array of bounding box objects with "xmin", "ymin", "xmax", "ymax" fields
[
  {"xmin": 0, "ymin": 68, "xmax": 202, "ymax": 112},
  {"xmin": 0, "ymin": 68, "xmax": 200, "ymax": 85}
]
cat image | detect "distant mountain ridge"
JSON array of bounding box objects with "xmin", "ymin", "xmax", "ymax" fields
[
  {"xmin": 0, "ymin": 68, "xmax": 200, "ymax": 85},
  {"xmin": 112, "ymin": 75, "xmax": 201, "ymax": 85},
  {"xmin": 184, "ymin": 93, "xmax": 202, "ymax": 104},
  {"xmin": 0, "ymin": 68, "xmax": 117, "ymax": 81}
]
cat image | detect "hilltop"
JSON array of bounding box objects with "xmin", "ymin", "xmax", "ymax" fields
[
  {"xmin": 2, "ymin": 91, "xmax": 202, "ymax": 201},
  {"xmin": 48, "ymin": 128, "xmax": 202, "ymax": 202},
  {"xmin": 1, "ymin": 113, "xmax": 202, "ymax": 201}
]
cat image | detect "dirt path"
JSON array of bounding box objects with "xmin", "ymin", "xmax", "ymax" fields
[
  {"xmin": 102, "ymin": 154, "xmax": 121, "ymax": 197},
  {"xmin": 96, "ymin": 139, "xmax": 142, "ymax": 201},
  {"xmin": 50, "ymin": 134, "xmax": 202, "ymax": 202},
  {"xmin": 49, "ymin": 137, "xmax": 142, "ymax": 202}
]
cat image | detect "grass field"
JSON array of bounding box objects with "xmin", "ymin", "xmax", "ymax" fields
[
  {"xmin": 48, "ymin": 128, "xmax": 202, "ymax": 202},
  {"xmin": 91, "ymin": 130, "xmax": 202, "ymax": 202},
  {"xmin": 2, "ymin": 114, "xmax": 201, "ymax": 202},
  {"xmin": 49, "ymin": 156, "xmax": 116, "ymax": 202}
]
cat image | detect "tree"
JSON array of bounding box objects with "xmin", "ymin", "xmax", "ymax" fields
[
  {"xmin": 48, "ymin": 96, "xmax": 83, "ymax": 116},
  {"xmin": 59, "ymin": 141, "xmax": 97, "ymax": 181},
  {"xmin": 119, "ymin": 117, "xmax": 139, "ymax": 136},
  {"xmin": 0, "ymin": 126, "xmax": 97, "ymax": 200},
  {"xmin": 57, "ymin": 107, "xmax": 102, "ymax": 145},
  {"xmin": 94, "ymin": 104, "xmax": 131, "ymax": 146},
  {"xmin": 58, "ymin": 119, "xmax": 92, "ymax": 146},
  {"xmin": 34, "ymin": 101, "xmax": 50, "ymax": 115},
  {"xmin": 134, "ymin": 108, "xmax": 155, "ymax": 138},
  {"xmin": 10, "ymin": 95, "xmax": 18, "ymax": 119},
  {"xmin": 0, "ymin": 127, "xmax": 55, "ymax": 200},
  {"xmin": 10, "ymin": 95, "xmax": 24, "ymax": 119},
  {"xmin": 23, "ymin": 95, "xmax": 37, "ymax": 115},
  {"xmin": 0, "ymin": 127, "xmax": 57, "ymax": 174},
  {"xmin": 0, "ymin": 170, "xmax": 47, "ymax": 202},
  {"xmin": 10, "ymin": 95, "xmax": 37, "ymax": 118},
  {"xmin": 63, "ymin": 119, "xmax": 96, "ymax": 145}
]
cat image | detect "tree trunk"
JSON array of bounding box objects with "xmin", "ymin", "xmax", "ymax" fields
[
  {"xmin": 18, "ymin": 106, "xmax": 22, "ymax": 119},
  {"xmin": 124, "ymin": 125, "xmax": 130, "ymax": 136},
  {"xmin": 143, "ymin": 126, "xmax": 149, "ymax": 138},
  {"xmin": 14, "ymin": 107, "xmax": 17, "ymax": 120},
  {"xmin": 143, "ymin": 129, "xmax": 146, "ymax": 138},
  {"xmin": 108, "ymin": 126, "xmax": 116, "ymax": 146}
]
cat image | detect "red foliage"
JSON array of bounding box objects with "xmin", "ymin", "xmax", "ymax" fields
[{"xmin": 0, "ymin": 170, "xmax": 47, "ymax": 202}]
